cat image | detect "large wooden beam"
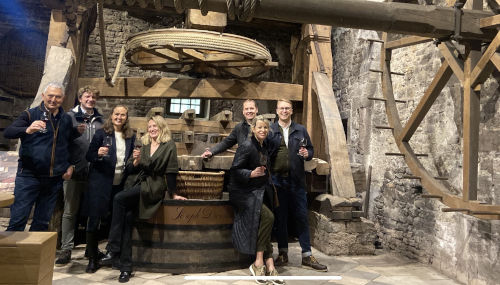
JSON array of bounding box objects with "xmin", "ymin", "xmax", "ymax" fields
[
  {"xmin": 398, "ymin": 61, "xmax": 453, "ymax": 142},
  {"xmin": 463, "ymin": 43, "xmax": 481, "ymax": 201},
  {"xmin": 312, "ymin": 72, "xmax": 356, "ymax": 198},
  {"xmin": 170, "ymin": 0, "xmax": 495, "ymax": 41},
  {"xmin": 78, "ymin": 77, "xmax": 303, "ymax": 101},
  {"xmin": 300, "ymin": 25, "xmax": 332, "ymax": 161}
]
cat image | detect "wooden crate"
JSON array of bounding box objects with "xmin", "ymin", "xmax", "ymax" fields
[{"xmin": 0, "ymin": 231, "xmax": 57, "ymax": 285}]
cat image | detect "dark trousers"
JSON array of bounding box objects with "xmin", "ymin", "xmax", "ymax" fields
[
  {"xmin": 272, "ymin": 175, "xmax": 312, "ymax": 256},
  {"xmin": 256, "ymin": 204, "xmax": 274, "ymax": 260},
  {"xmin": 7, "ymin": 175, "xmax": 63, "ymax": 231},
  {"xmin": 107, "ymin": 185, "xmax": 140, "ymax": 272}
]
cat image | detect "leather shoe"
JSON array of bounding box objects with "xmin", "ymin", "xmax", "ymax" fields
[
  {"xmin": 274, "ymin": 252, "xmax": 288, "ymax": 266},
  {"xmin": 100, "ymin": 251, "xmax": 118, "ymax": 267},
  {"xmin": 119, "ymin": 271, "xmax": 132, "ymax": 283},
  {"xmin": 85, "ymin": 259, "xmax": 100, "ymax": 273}
]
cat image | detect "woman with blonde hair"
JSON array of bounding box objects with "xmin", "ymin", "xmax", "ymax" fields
[
  {"xmin": 100, "ymin": 115, "xmax": 186, "ymax": 283},
  {"xmin": 229, "ymin": 115, "xmax": 283, "ymax": 285}
]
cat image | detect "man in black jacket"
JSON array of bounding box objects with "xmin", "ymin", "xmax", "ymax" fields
[
  {"xmin": 56, "ymin": 85, "xmax": 104, "ymax": 265},
  {"xmin": 201, "ymin": 99, "xmax": 258, "ymax": 158},
  {"xmin": 4, "ymin": 82, "xmax": 83, "ymax": 231},
  {"xmin": 269, "ymin": 99, "xmax": 327, "ymax": 272}
]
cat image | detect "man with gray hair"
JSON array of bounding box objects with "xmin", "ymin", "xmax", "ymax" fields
[{"xmin": 4, "ymin": 82, "xmax": 84, "ymax": 231}]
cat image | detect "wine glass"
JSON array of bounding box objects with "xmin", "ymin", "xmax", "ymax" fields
[
  {"xmin": 103, "ymin": 135, "xmax": 112, "ymax": 157},
  {"xmin": 134, "ymin": 136, "xmax": 143, "ymax": 150},
  {"xmin": 40, "ymin": 111, "xmax": 49, "ymax": 133},
  {"xmin": 297, "ymin": 137, "xmax": 307, "ymax": 157},
  {"xmin": 259, "ymin": 153, "xmax": 267, "ymax": 167},
  {"xmin": 83, "ymin": 113, "xmax": 91, "ymax": 124}
]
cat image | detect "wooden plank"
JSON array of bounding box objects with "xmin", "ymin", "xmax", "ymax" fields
[
  {"xmin": 78, "ymin": 77, "xmax": 303, "ymax": 101},
  {"xmin": 186, "ymin": 9, "xmax": 227, "ymax": 32},
  {"xmin": 312, "ymin": 72, "xmax": 356, "ymax": 198},
  {"xmin": 470, "ymin": 32, "xmax": 500, "ymax": 88},
  {"xmin": 398, "ymin": 61, "xmax": 453, "ymax": 142},
  {"xmin": 438, "ymin": 42, "xmax": 464, "ymax": 83},
  {"xmin": 210, "ymin": 110, "xmax": 233, "ymax": 123},
  {"xmin": 384, "ymin": 36, "xmax": 432, "ymax": 50},
  {"xmin": 479, "ymin": 14, "xmax": 500, "ymax": 28},
  {"xmin": 0, "ymin": 192, "xmax": 14, "ymax": 207},
  {"xmin": 490, "ymin": 53, "xmax": 500, "ymax": 71},
  {"xmin": 463, "ymin": 43, "xmax": 481, "ymax": 201}
]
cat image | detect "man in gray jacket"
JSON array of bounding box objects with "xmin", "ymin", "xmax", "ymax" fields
[
  {"xmin": 56, "ymin": 86, "xmax": 104, "ymax": 265},
  {"xmin": 201, "ymin": 99, "xmax": 258, "ymax": 158}
]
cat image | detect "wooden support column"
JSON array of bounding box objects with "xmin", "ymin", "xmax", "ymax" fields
[
  {"xmin": 296, "ymin": 24, "xmax": 332, "ymax": 160},
  {"xmin": 36, "ymin": 7, "xmax": 96, "ymax": 111},
  {"xmin": 462, "ymin": 0, "xmax": 483, "ymax": 201}
]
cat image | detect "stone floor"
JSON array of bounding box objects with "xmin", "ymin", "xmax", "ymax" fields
[{"xmin": 52, "ymin": 242, "xmax": 461, "ymax": 285}]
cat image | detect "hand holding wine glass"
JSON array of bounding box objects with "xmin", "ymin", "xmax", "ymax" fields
[
  {"xmin": 297, "ymin": 137, "xmax": 308, "ymax": 158},
  {"xmin": 99, "ymin": 135, "xmax": 112, "ymax": 158},
  {"xmin": 39, "ymin": 111, "xmax": 49, "ymax": 133}
]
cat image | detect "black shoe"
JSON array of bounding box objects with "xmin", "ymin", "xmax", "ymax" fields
[
  {"xmin": 301, "ymin": 255, "xmax": 328, "ymax": 272},
  {"xmin": 119, "ymin": 271, "xmax": 132, "ymax": 283},
  {"xmin": 100, "ymin": 251, "xmax": 119, "ymax": 267},
  {"xmin": 86, "ymin": 259, "xmax": 100, "ymax": 273},
  {"xmin": 55, "ymin": 250, "xmax": 71, "ymax": 265},
  {"xmin": 274, "ymin": 252, "xmax": 288, "ymax": 266}
]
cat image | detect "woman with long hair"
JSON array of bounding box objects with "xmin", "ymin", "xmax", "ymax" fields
[
  {"xmin": 229, "ymin": 115, "xmax": 283, "ymax": 285},
  {"xmin": 82, "ymin": 105, "xmax": 135, "ymax": 273},
  {"xmin": 100, "ymin": 115, "xmax": 186, "ymax": 283}
]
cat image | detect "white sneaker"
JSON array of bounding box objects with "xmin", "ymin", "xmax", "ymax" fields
[{"xmin": 249, "ymin": 263, "xmax": 267, "ymax": 284}]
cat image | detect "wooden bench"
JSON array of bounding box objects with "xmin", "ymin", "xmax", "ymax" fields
[{"xmin": 0, "ymin": 231, "xmax": 57, "ymax": 285}]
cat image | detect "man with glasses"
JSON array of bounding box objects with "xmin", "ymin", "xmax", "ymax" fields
[
  {"xmin": 269, "ymin": 99, "xmax": 327, "ymax": 272},
  {"xmin": 4, "ymin": 82, "xmax": 83, "ymax": 232}
]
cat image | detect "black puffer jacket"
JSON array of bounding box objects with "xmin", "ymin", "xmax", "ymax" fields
[
  {"xmin": 210, "ymin": 120, "xmax": 250, "ymax": 155},
  {"xmin": 228, "ymin": 136, "xmax": 274, "ymax": 255}
]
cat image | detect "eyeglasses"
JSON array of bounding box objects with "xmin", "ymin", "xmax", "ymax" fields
[{"xmin": 277, "ymin": 107, "xmax": 292, "ymax": 111}]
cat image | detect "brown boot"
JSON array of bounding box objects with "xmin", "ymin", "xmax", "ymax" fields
[{"xmin": 301, "ymin": 255, "xmax": 328, "ymax": 272}]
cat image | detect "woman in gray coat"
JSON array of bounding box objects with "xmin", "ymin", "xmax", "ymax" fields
[{"xmin": 229, "ymin": 115, "xmax": 283, "ymax": 285}]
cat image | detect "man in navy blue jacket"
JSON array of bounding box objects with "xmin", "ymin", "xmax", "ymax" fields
[
  {"xmin": 269, "ymin": 99, "xmax": 327, "ymax": 272},
  {"xmin": 4, "ymin": 82, "xmax": 83, "ymax": 231}
]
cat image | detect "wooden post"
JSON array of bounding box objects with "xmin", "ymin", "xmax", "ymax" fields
[{"xmin": 297, "ymin": 24, "xmax": 332, "ymax": 160}]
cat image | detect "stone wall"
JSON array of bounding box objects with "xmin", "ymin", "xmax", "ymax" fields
[{"xmin": 332, "ymin": 26, "xmax": 500, "ymax": 285}]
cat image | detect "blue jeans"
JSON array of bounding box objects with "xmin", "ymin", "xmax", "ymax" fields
[
  {"xmin": 7, "ymin": 174, "xmax": 63, "ymax": 231},
  {"xmin": 272, "ymin": 175, "xmax": 312, "ymax": 256}
]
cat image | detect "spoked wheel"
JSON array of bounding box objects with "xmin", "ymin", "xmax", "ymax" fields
[
  {"xmin": 377, "ymin": 32, "xmax": 500, "ymax": 220},
  {"xmin": 125, "ymin": 28, "xmax": 277, "ymax": 79}
]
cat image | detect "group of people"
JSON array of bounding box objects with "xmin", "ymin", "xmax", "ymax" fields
[
  {"xmin": 203, "ymin": 99, "xmax": 327, "ymax": 283},
  {"xmin": 4, "ymin": 82, "xmax": 326, "ymax": 284}
]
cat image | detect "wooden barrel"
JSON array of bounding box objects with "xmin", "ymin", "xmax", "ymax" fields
[{"xmin": 132, "ymin": 195, "xmax": 252, "ymax": 273}]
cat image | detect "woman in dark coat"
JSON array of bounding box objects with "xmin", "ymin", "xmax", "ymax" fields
[
  {"xmin": 229, "ymin": 115, "xmax": 283, "ymax": 285},
  {"xmin": 99, "ymin": 115, "xmax": 186, "ymax": 283},
  {"xmin": 83, "ymin": 105, "xmax": 135, "ymax": 273}
]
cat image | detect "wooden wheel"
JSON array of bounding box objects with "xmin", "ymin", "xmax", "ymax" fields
[
  {"xmin": 378, "ymin": 32, "xmax": 500, "ymax": 220},
  {"xmin": 124, "ymin": 28, "xmax": 277, "ymax": 78}
]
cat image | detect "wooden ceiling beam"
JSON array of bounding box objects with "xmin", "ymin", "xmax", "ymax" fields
[{"xmin": 78, "ymin": 77, "xmax": 303, "ymax": 101}]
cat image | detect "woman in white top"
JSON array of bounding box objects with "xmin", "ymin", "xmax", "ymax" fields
[{"xmin": 82, "ymin": 105, "xmax": 135, "ymax": 273}]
